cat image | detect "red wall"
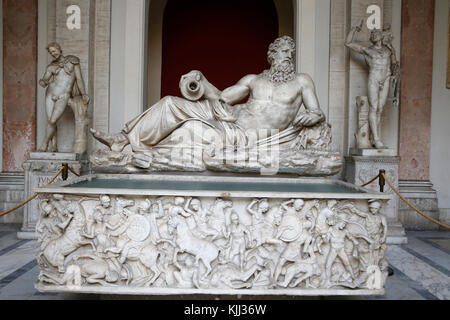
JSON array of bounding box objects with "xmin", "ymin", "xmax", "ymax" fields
[
  {"xmin": 399, "ymin": 0, "xmax": 435, "ymax": 181},
  {"xmin": 2, "ymin": 0, "xmax": 37, "ymax": 172},
  {"xmin": 161, "ymin": 0, "xmax": 279, "ymax": 97}
]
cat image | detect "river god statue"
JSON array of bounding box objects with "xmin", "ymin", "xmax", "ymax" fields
[{"xmin": 91, "ymin": 36, "xmax": 342, "ymax": 175}]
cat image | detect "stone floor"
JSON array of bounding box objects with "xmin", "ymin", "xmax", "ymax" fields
[{"xmin": 0, "ymin": 224, "xmax": 448, "ymax": 300}]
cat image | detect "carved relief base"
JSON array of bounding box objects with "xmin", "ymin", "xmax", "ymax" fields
[
  {"xmin": 34, "ymin": 175, "xmax": 391, "ymax": 296},
  {"xmin": 345, "ymin": 155, "xmax": 407, "ymax": 245},
  {"xmin": 18, "ymin": 152, "xmax": 87, "ymax": 239}
]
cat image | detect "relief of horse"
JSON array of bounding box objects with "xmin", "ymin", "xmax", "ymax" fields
[
  {"xmin": 39, "ymin": 200, "xmax": 88, "ymax": 273},
  {"xmin": 167, "ymin": 214, "xmax": 219, "ymax": 278}
]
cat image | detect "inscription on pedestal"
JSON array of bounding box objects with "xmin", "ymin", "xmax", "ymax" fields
[{"xmin": 19, "ymin": 154, "xmax": 85, "ymax": 239}]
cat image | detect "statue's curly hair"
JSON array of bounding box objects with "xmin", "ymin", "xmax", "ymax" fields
[
  {"xmin": 370, "ymin": 29, "xmax": 383, "ymax": 43},
  {"xmin": 267, "ymin": 36, "xmax": 296, "ymax": 65},
  {"xmin": 46, "ymin": 42, "xmax": 62, "ymax": 52}
]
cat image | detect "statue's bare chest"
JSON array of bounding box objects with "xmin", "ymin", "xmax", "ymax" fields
[
  {"xmin": 250, "ymin": 77, "xmax": 300, "ymax": 104},
  {"xmin": 366, "ymin": 47, "xmax": 391, "ymax": 62},
  {"xmin": 49, "ymin": 61, "xmax": 75, "ymax": 80}
]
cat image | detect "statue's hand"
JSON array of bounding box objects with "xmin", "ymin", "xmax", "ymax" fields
[
  {"xmin": 392, "ymin": 62, "xmax": 401, "ymax": 77},
  {"xmin": 295, "ymin": 112, "xmax": 323, "ymax": 127},
  {"xmin": 356, "ymin": 18, "xmax": 364, "ymax": 32},
  {"xmin": 39, "ymin": 79, "xmax": 48, "ymax": 88},
  {"xmin": 82, "ymin": 94, "xmax": 90, "ymax": 105}
]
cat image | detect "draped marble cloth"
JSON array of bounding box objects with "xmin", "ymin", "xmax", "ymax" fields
[{"xmin": 122, "ymin": 96, "xmax": 303, "ymax": 153}]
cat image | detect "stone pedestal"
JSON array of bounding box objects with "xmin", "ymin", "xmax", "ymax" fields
[
  {"xmin": 398, "ymin": 181, "xmax": 440, "ymax": 230},
  {"xmin": 35, "ymin": 174, "xmax": 391, "ymax": 296},
  {"xmin": 346, "ymin": 150, "xmax": 407, "ymax": 244},
  {"xmin": 18, "ymin": 153, "xmax": 86, "ymax": 239}
]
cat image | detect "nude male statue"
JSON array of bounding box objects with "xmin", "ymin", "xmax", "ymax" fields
[
  {"xmin": 38, "ymin": 42, "xmax": 90, "ymax": 152},
  {"xmin": 345, "ymin": 21, "xmax": 399, "ymax": 149},
  {"xmin": 350, "ymin": 199, "xmax": 387, "ymax": 266},
  {"xmin": 91, "ymin": 36, "xmax": 325, "ymax": 153}
]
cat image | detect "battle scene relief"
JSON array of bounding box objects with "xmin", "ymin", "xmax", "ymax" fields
[{"xmin": 36, "ymin": 194, "xmax": 388, "ymax": 292}]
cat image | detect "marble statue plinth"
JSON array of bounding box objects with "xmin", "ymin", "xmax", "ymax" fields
[
  {"xmin": 90, "ymin": 149, "xmax": 344, "ymax": 177},
  {"xmin": 398, "ymin": 181, "xmax": 440, "ymax": 230},
  {"xmin": 18, "ymin": 152, "xmax": 87, "ymax": 240},
  {"xmin": 34, "ymin": 174, "xmax": 391, "ymax": 296},
  {"xmin": 345, "ymin": 154, "xmax": 407, "ymax": 245},
  {"xmin": 349, "ymin": 149, "xmax": 397, "ymax": 157}
]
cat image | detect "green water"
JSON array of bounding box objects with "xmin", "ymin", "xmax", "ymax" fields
[{"xmin": 67, "ymin": 179, "xmax": 360, "ymax": 194}]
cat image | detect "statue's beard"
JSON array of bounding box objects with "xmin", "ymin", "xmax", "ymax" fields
[{"xmin": 265, "ymin": 60, "xmax": 296, "ymax": 84}]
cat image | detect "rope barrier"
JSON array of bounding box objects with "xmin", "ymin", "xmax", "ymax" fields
[
  {"xmin": 0, "ymin": 164, "xmax": 78, "ymax": 218},
  {"xmin": 68, "ymin": 166, "xmax": 81, "ymax": 177},
  {"xmin": 360, "ymin": 170, "xmax": 450, "ymax": 230},
  {"xmin": 361, "ymin": 174, "xmax": 380, "ymax": 187},
  {"xmin": 380, "ymin": 172, "xmax": 450, "ymax": 230}
]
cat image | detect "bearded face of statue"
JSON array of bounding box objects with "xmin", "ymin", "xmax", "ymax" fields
[
  {"xmin": 265, "ymin": 37, "xmax": 296, "ymax": 84},
  {"xmin": 271, "ymin": 44, "xmax": 294, "ymax": 67}
]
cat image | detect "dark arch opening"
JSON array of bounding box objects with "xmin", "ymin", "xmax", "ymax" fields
[{"xmin": 161, "ymin": 0, "xmax": 279, "ymax": 97}]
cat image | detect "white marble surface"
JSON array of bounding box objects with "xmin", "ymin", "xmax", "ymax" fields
[
  {"xmin": 30, "ymin": 152, "xmax": 80, "ymax": 161},
  {"xmin": 350, "ymin": 149, "xmax": 397, "ymax": 157},
  {"xmin": 34, "ymin": 284, "xmax": 384, "ymax": 296}
]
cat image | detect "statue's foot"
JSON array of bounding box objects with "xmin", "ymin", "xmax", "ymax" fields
[
  {"xmin": 37, "ymin": 142, "xmax": 49, "ymax": 153},
  {"xmin": 374, "ymin": 140, "xmax": 388, "ymax": 149},
  {"xmin": 132, "ymin": 153, "xmax": 153, "ymax": 169},
  {"xmin": 90, "ymin": 128, "xmax": 129, "ymax": 152}
]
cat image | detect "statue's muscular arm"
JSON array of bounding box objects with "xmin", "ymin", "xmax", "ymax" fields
[
  {"xmin": 39, "ymin": 67, "xmax": 54, "ymax": 88},
  {"xmin": 219, "ymin": 74, "xmax": 258, "ymax": 105},
  {"xmin": 74, "ymin": 65, "xmax": 87, "ymax": 96},
  {"xmin": 345, "ymin": 26, "xmax": 371, "ymax": 57},
  {"xmin": 74, "ymin": 65, "xmax": 90, "ymax": 104},
  {"xmin": 294, "ymin": 74, "xmax": 325, "ymax": 127}
]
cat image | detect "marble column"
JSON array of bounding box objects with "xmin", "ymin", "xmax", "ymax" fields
[
  {"xmin": 328, "ymin": 0, "xmax": 350, "ymax": 159},
  {"xmin": 398, "ymin": 0, "xmax": 440, "ymax": 230},
  {"xmin": 2, "ymin": 0, "xmax": 37, "ymax": 172}
]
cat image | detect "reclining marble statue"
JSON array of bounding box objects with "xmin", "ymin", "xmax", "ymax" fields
[
  {"xmin": 91, "ymin": 36, "xmax": 342, "ymax": 175},
  {"xmin": 38, "ymin": 42, "xmax": 90, "ymax": 154}
]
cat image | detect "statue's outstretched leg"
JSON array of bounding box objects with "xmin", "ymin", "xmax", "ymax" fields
[{"xmin": 90, "ymin": 128, "xmax": 129, "ymax": 152}]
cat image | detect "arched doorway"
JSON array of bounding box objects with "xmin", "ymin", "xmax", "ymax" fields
[{"xmin": 160, "ymin": 0, "xmax": 279, "ymax": 97}]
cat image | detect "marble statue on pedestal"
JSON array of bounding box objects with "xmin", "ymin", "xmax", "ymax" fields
[
  {"xmin": 346, "ymin": 21, "xmax": 400, "ymax": 150},
  {"xmin": 91, "ymin": 36, "xmax": 342, "ymax": 175},
  {"xmin": 38, "ymin": 43, "xmax": 90, "ymax": 154}
]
